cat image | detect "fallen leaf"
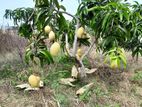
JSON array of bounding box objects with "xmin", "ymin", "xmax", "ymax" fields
[
  {"xmin": 71, "ymin": 65, "xmax": 79, "ymax": 78},
  {"xmin": 59, "ymin": 78, "xmax": 76, "ymax": 87},
  {"xmin": 76, "ymin": 82, "xmax": 94, "ymax": 96},
  {"xmin": 86, "ymin": 68, "xmax": 97, "ymax": 74},
  {"xmin": 16, "ymin": 83, "xmax": 30, "ymax": 89},
  {"xmin": 16, "ymin": 80, "xmax": 44, "ymax": 91},
  {"xmin": 24, "ymin": 87, "xmax": 39, "ymax": 91}
]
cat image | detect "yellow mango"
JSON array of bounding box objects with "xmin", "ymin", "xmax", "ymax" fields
[
  {"xmin": 48, "ymin": 31, "xmax": 55, "ymax": 41},
  {"xmin": 44, "ymin": 25, "xmax": 52, "ymax": 34},
  {"xmin": 28, "ymin": 75, "xmax": 40, "ymax": 88},
  {"xmin": 76, "ymin": 27, "xmax": 85, "ymax": 38},
  {"xmin": 50, "ymin": 42, "xmax": 60, "ymax": 56}
]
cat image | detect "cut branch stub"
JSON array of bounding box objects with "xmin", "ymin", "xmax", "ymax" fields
[
  {"xmin": 59, "ymin": 78, "xmax": 76, "ymax": 87},
  {"xmin": 71, "ymin": 65, "xmax": 79, "ymax": 79},
  {"xmin": 76, "ymin": 82, "xmax": 94, "ymax": 96}
]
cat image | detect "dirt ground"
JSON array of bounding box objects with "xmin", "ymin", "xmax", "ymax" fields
[{"xmin": 0, "ymin": 50, "xmax": 142, "ymax": 107}]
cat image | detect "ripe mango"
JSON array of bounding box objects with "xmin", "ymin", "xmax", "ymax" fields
[
  {"xmin": 77, "ymin": 48, "xmax": 83, "ymax": 57},
  {"xmin": 44, "ymin": 25, "xmax": 52, "ymax": 34},
  {"xmin": 50, "ymin": 42, "xmax": 60, "ymax": 56},
  {"xmin": 48, "ymin": 31, "xmax": 55, "ymax": 41},
  {"xmin": 76, "ymin": 27, "xmax": 85, "ymax": 38},
  {"xmin": 28, "ymin": 75, "xmax": 40, "ymax": 88}
]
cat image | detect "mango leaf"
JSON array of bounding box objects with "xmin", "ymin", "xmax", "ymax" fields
[
  {"xmin": 38, "ymin": 49, "xmax": 54, "ymax": 65},
  {"xmin": 57, "ymin": 14, "xmax": 68, "ymax": 31},
  {"xmin": 53, "ymin": 0, "xmax": 60, "ymax": 10},
  {"xmin": 59, "ymin": 5, "xmax": 66, "ymax": 11},
  {"xmin": 18, "ymin": 23, "xmax": 32, "ymax": 38},
  {"xmin": 102, "ymin": 13, "xmax": 110, "ymax": 31},
  {"xmin": 16, "ymin": 81, "xmax": 44, "ymax": 91},
  {"xmin": 119, "ymin": 54, "xmax": 127, "ymax": 69},
  {"xmin": 25, "ymin": 48, "xmax": 34, "ymax": 64}
]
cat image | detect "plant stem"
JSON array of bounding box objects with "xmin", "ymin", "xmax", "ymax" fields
[
  {"xmin": 55, "ymin": 10, "xmax": 77, "ymax": 20},
  {"xmin": 81, "ymin": 39, "xmax": 96, "ymax": 60},
  {"xmin": 28, "ymin": 9, "xmax": 35, "ymax": 22},
  {"xmin": 65, "ymin": 33, "xmax": 72, "ymax": 56},
  {"xmin": 73, "ymin": 19, "xmax": 80, "ymax": 56}
]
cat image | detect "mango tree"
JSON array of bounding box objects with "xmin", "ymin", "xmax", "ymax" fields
[{"xmin": 4, "ymin": 0, "xmax": 142, "ymax": 80}]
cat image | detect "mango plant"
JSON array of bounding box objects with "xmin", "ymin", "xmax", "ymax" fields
[{"xmin": 4, "ymin": 0, "xmax": 142, "ymax": 78}]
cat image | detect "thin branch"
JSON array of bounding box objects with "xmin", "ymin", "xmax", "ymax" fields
[
  {"xmin": 65, "ymin": 33, "xmax": 72, "ymax": 56},
  {"xmin": 81, "ymin": 38, "xmax": 96, "ymax": 60},
  {"xmin": 54, "ymin": 9, "xmax": 79, "ymax": 56},
  {"xmin": 79, "ymin": 60, "xmax": 87, "ymax": 78},
  {"xmin": 55, "ymin": 10, "xmax": 77, "ymax": 20},
  {"xmin": 28, "ymin": 9, "xmax": 35, "ymax": 22},
  {"xmin": 73, "ymin": 19, "xmax": 80, "ymax": 56}
]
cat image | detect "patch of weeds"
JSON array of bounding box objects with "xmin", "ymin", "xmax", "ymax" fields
[
  {"xmin": 130, "ymin": 71, "xmax": 142, "ymax": 86},
  {"xmin": 140, "ymin": 101, "xmax": 142, "ymax": 107},
  {"xmin": 11, "ymin": 79, "xmax": 19, "ymax": 86},
  {"xmin": 57, "ymin": 56, "xmax": 75, "ymax": 70},
  {"xmin": 43, "ymin": 69, "xmax": 71, "ymax": 89},
  {"xmin": 78, "ymin": 80, "xmax": 97, "ymax": 102},
  {"xmin": 114, "ymin": 104, "xmax": 121, "ymax": 107},
  {"xmin": 14, "ymin": 68, "xmax": 32, "ymax": 83},
  {"xmin": 55, "ymin": 93, "xmax": 70, "ymax": 107},
  {"xmin": 0, "ymin": 65, "xmax": 17, "ymax": 79},
  {"xmin": 105, "ymin": 103, "xmax": 121, "ymax": 107},
  {"xmin": 79, "ymin": 88, "xmax": 93, "ymax": 102},
  {"xmin": 93, "ymin": 86, "xmax": 105, "ymax": 97},
  {"xmin": 83, "ymin": 57, "xmax": 91, "ymax": 68}
]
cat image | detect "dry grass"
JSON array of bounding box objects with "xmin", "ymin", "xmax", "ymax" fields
[
  {"xmin": 0, "ymin": 53, "xmax": 142, "ymax": 107},
  {"xmin": 0, "ymin": 29, "xmax": 27, "ymax": 65},
  {"xmin": 0, "ymin": 29, "xmax": 142, "ymax": 107}
]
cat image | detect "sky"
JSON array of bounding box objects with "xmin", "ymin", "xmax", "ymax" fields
[
  {"xmin": 0, "ymin": 0, "xmax": 142, "ymax": 26},
  {"xmin": 0, "ymin": 0, "xmax": 79, "ymax": 26}
]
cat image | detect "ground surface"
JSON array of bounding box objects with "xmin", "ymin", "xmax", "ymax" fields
[{"xmin": 0, "ymin": 51, "xmax": 142, "ymax": 107}]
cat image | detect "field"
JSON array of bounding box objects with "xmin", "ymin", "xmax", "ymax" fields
[{"xmin": 0, "ymin": 30, "xmax": 142, "ymax": 107}]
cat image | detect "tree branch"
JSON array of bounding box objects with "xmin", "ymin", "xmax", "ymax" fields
[
  {"xmin": 54, "ymin": 9, "xmax": 79, "ymax": 57},
  {"xmin": 28, "ymin": 9, "xmax": 35, "ymax": 22},
  {"xmin": 81, "ymin": 38, "xmax": 96, "ymax": 60},
  {"xmin": 55, "ymin": 10, "xmax": 77, "ymax": 20},
  {"xmin": 72, "ymin": 19, "xmax": 80, "ymax": 56},
  {"xmin": 65, "ymin": 33, "xmax": 72, "ymax": 56}
]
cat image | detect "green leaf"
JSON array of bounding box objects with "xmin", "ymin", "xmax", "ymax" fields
[
  {"xmin": 53, "ymin": 0, "xmax": 60, "ymax": 10},
  {"xmin": 102, "ymin": 13, "xmax": 110, "ymax": 30},
  {"xmin": 38, "ymin": 50, "xmax": 54, "ymax": 65},
  {"xmin": 18, "ymin": 23, "xmax": 32, "ymax": 38},
  {"xmin": 119, "ymin": 54, "xmax": 127, "ymax": 68},
  {"xmin": 25, "ymin": 48, "xmax": 33, "ymax": 64},
  {"xmin": 59, "ymin": 5, "xmax": 66, "ymax": 11},
  {"xmin": 119, "ymin": 12, "xmax": 123, "ymax": 22},
  {"xmin": 57, "ymin": 14, "xmax": 68, "ymax": 31}
]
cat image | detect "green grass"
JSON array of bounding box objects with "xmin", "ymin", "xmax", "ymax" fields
[
  {"xmin": 0, "ymin": 65, "xmax": 17, "ymax": 79},
  {"xmin": 130, "ymin": 71, "xmax": 142, "ymax": 86},
  {"xmin": 1, "ymin": 54, "xmax": 141, "ymax": 107}
]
